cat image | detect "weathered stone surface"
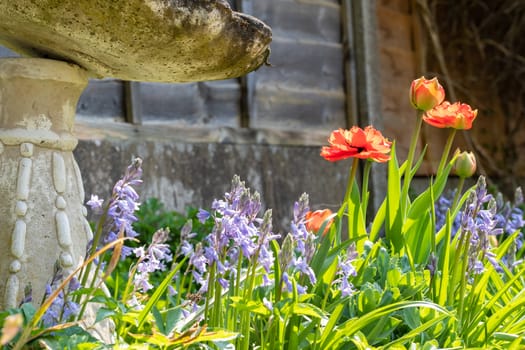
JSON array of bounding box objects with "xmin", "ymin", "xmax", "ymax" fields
[
  {"xmin": 73, "ymin": 137, "xmax": 349, "ymax": 234},
  {"xmin": 0, "ymin": 0, "xmax": 271, "ymax": 82},
  {"xmin": 0, "ymin": 58, "xmax": 90, "ymax": 308}
]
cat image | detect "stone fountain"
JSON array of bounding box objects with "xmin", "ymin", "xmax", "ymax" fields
[{"xmin": 0, "ymin": 0, "xmax": 271, "ymax": 310}]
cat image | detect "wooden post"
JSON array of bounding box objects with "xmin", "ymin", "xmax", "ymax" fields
[{"xmin": 341, "ymin": 0, "xmax": 387, "ymax": 214}]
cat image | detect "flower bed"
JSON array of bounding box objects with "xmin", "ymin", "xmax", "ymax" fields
[{"xmin": 2, "ymin": 78, "xmax": 524, "ymax": 349}]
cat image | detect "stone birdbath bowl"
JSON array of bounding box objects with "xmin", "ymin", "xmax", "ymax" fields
[{"xmin": 0, "ymin": 0, "xmax": 271, "ymax": 313}]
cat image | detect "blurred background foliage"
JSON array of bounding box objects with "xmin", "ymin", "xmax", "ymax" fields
[{"xmin": 416, "ymin": 0, "xmax": 525, "ymax": 197}]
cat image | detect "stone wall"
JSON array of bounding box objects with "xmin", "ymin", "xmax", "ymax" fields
[{"xmin": 74, "ymin": 137, "xmax": 349, "ymax": 232}]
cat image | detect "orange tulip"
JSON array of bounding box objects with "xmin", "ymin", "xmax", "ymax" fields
[
  {"xmin": 409, "ymin": 77, "xmax": 446, "ymax": 111},
  {"xmin": 305, "ymin": 209, "xmax": 334, "ymax": 235},
  {"xmin": 423, "ymin": 101, "xmax": 477, "ymax": 130},
  {"xmin": 320, "ymin": 126, "xmax": 391, "ymax": 163}
]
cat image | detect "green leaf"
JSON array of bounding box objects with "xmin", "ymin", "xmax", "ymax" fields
[
  {"xmin": 437, "ymin": 211, "xmax": 452, "ymax": 306},
  {"xmin": 37, "ymin": 326, "xmax": 104, "ymax": 350},
  {"xmin": 370, "ymin": 200, "xmax": 386, "ymax": 242},
  {"xmin": 311, "ymin": 220, "xmax": 338, "ymax": 277},
  {"xmin": 357, "ymin": 286, "xmax": 381, "ymax": 314},
  {"xmin": 348, "ymin": 180, "xmax": 368, "ymax": 247},
  {"xmin": 136, "ymin": 256, "xmax": 188, "ymax": 329},
  {"xmin": 95, "ymin": 307, "xmax": 117, "ymax": 324},
  {"xmin": 21, "ymin": 303, "xmax": 36, "ymax": 324},
  {"xmin": 322, "ymin": 301, "xmax": 452, "ymax": 349},
  {"xmin": 151, "ymin": 306, "xmax": 165, "ymax": 335},
  {"xmin": 466, "ymin": 265, "xmax": 525, "ymax": 341},
  {"xmin": 318, "ymin": 303, "xmax": 344, "ymax": 346},
  {"xmin": 365, "ymin": 316, "xmax": 401, "ymax": 344},
  {"xmin": 164, "ymin": 307, "xmax": 183, "ymax": 335},
  {"xmin": 229, "ymin": 297, "xmax": 271, "ymax": 316},
  {"xmin": 404, "ymin": 211, "xmax": 432, "ymax": 265},
  {"xmin": 386, "ymin": 268, "xmax": 402, "ymax": 289},
  {"xmin": 349, "ymin": 331, "xmax": 375, "ymax": 350},
  {"xmin": 271, "ymin": 239, "xmax": 282, "ymax": 302},
  {"xmin": 404, "ymin": 161, "xmax": 453, "ymax": 233},
  {"xmin": 385, "ymin": 142, "xmax": 404, "ymax": 252},
  {"xmin": 382, "ymin": 314, "xmax": 449, "ymax": 349},
  {"xmin": 291, "ymin": 303, "xmax": 326, "ymax": 320},
  {"xmin": 409, "ymin": 144, "xmax": 428, "ymax": 179},
  {"xmin": 403, "ymin": 307, "xmax": 421, "ymax": 330}
]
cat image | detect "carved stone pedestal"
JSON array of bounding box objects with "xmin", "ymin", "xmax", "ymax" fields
[{"xmin": 0, "ymin": 58, "xmax": 92, "ymax": 309}]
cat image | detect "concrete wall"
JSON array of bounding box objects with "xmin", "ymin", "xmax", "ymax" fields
[{"xmin": 74, "ymin": 136, "xmax": 349, "ymax": 232}]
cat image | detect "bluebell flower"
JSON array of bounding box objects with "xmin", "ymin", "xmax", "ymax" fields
[
  {"xmin": 458, "ymin": 176, "xmax": 503, "ymax": 275},
  {"xmin": 281, "ymin": 272, "xmax": 293, "ymax": 292},
  {"xmin": 494, "ymin": 188, "xmax": 525, "ymax": 268},
  {"xmin": 87, "ymin": 158, "xmax": 143, "ymax": 259},
  {"xmin": 335, "ymin": 244, "xmax": 358, "ymax": 297},
  {"xmin": 86, "ymin": 194, "xmax": 104, "ymax": 212},
  {"xmin": 293, "ymin": 257, "xmax": 316, "ymax": 285},
  {"xmin": 132, "ymin": 228, "xmax": 173, "ymax": 294},
  {"xmin": 41, "ymin": 268, "xmax": 81, "ymax": 327},
  {"xmin": 197, "ymin": 209, "xmax": 210, "ymax": 223},
  {"xmin": 278, "ymin": 193, "xmax": 319, "ymax": 294},
  {"xmin": 435, "ymin": 190, "xmax": 461, "ymax": 234},
  {"xmin": 495, "ymin": 188, "xmax": 524, "ymax": 238},
  {"xmin": 187, "ymin": 175, "xmax": 279, "ymax": 296},
  {"xmin": 262, "ymin": 297, "xmax": 273, "ymax": 312},
  {"xmin": 176, "ymin": 220, "xmax": 197, "ymax": 258}
]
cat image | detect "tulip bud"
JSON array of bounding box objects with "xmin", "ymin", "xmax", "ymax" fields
[
  {"xmin": 409, "ymin": 77, "xmax": 446, "ymax": 111},
  {"xmin": 454, "ymin": 151, "xmax": 476, "ymax": 178},
  {"xmin": 305, "ymin": 209, "xmax": 334, "ymax": 236}
]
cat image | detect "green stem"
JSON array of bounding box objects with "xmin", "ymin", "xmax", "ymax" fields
[
  {"xmin": 80, "ymin": 199, "xmax": 113, "ymax": 288},
  {"xmin": 204, "ymin": 262, "xmax": 216, "ymax": 324},
  {"xmin": 448, "ymin": 231, "xmax": 465, "ymax": 306},
  {"xmin": 212, "ymin": 279, "xmax": 222, "ymax": 327},
  {"xmin": 241, "ymin": 259, "xmax": 261, "ymax": 350},
  {"xmin": 401, "ymin": 115, "xmax": 424, "ymax": 219},
  {"xmin": 345, "ymin": 157, "xmax": 359, "ymax": 240},
  {"xmin": 452, "ymin": 177, "xmax": 465, "ymax": 211},
  {"xmin": 77, "ymin": 253, "xmax": 105, "ymax": 320},
  {"xmin": 176, "ymin": 264, "xmax": 191, "ymax": 306},
  {"xmin": 228, "ymin": 254, "xmax": 244, "ymax": 330},
  {"xmin": 458, "ymin": 231, "xmax": 472, "ymax": 333},
  {"xmin": 344, "ymin": 158, "xmax": 360, "ymax": 204},
  {"xmin": 437, "ymin": 128, "xmax": 457, "ymax": 176},
  {"xmin": 361, "ymin": 160, "xmax": 372, "ymax": 226},
  {"xmin": 321, "ymin": 267, "xmax": 338, "ymax": 312}
]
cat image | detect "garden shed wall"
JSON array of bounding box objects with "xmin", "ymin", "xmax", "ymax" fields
[{"xmin": 0, "ymin": 0, "xmax": 435, "ymax": 232}]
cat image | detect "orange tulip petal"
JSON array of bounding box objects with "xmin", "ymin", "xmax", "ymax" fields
[
  {"xmin": 320, "ymin": 126, "xmax": 391, "ymax": 163},
  {"xmin": 305, "ymin": 209, "xmax": 334, "ymax": 235},
  {"xmin": 423, "ymin": 101, "xmax": 477, "ymax": 130}
]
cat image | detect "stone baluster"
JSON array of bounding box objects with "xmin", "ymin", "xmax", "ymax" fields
[{"xmin": 0, "ymin": 58, "xmax": 92, "ymax": 309}]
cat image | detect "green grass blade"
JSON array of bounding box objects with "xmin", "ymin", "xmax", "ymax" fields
[
  {"xmin": 385, "ymin": 142, "xmax": 404, "ymax": 252},
  {"xmin": 318, "ymin": 303, "xmax": 345, "ymax": 346},
  {"xmin": 438, "ymin": 212, "xmax": 452, "ymax": 306},
  {"xmin": 380, "ymin": 313, "xmax": 449, "ymax": 349},
  {"xmin": 137, "ymin": 257, "xmax": 188, "ymax": 329},
  {"xmin": 322, "ymin": 301, "xmax": 452, "ymax": 349}
]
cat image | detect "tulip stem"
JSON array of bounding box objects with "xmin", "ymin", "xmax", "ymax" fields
[
  {"xmin": 401, "ymin": 114, "xmax": 423, "ymax": 219},
  {"xmin": 344, "ymin": 157, "xmax": 360, "ymax": 204},
  {"xmin": 437, "ymin": 128, "xmax": 457, "ymax": 175},
  {"xmin": 361, "ymin": 160, "xmax": 372, "ymax": 225},
  {"xmin": 452, "ymin": 177, "xmax": 465, "ymax": 211},
  {"xmin": 345, "ymin": 157, "xmax": 359, "ymax": 239}
]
